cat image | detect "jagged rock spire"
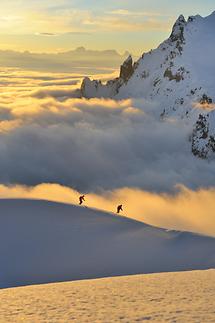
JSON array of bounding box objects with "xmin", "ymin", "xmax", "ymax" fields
[
  {"xmin": 170, "ymin": 15, "xmax": 186, "ymax": 42},
  {"xmin": 119, "ymin": 55, "xmax": 134, "ymax": 82}
]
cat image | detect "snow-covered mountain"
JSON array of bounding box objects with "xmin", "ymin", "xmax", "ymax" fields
[
  {"xmin": 80, "ymin": 12, "xmax": 215, "ymax": 158},
  {"xmin": 1, "ymin": 199, "xmax": 214, "ymax": 288}
]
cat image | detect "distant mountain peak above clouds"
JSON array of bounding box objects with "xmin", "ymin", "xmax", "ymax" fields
[
  {"xmin": 80, "ymin": 11, "xmax": 215, "ymax": 158},
  {"xmin": 75, "ymin": 46, "xmax": 86, "ymax": 53}
]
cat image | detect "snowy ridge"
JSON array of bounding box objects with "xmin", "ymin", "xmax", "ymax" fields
[
  {"xmin": 0, "ymin": 199, "xmax": 214, "ymax": 288},
  {"xmin": 80, "ymin": 12, "xmax": 215, "ymax": 158}
]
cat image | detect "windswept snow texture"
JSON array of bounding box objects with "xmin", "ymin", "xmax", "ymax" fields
[
  {"xmin": 0, "ymin": 199, "xmax": 214, "ymax": 288},
  {"xmin": 0, "ymin": 270, "xmax": 214, "ymax": 322}
]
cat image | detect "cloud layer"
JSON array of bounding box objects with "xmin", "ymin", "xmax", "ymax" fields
[{"xmin": 0, "ymin": 72, "xmax": 215, "ymax": 194}]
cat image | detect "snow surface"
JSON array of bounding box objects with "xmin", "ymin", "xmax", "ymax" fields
[
  {"xmin": 0, "ymin": 270, "xmax": 214, "ymax": 322},
  {"xmin": 0, "ymin": 199, "xmax": 214, "ymax": 289}
]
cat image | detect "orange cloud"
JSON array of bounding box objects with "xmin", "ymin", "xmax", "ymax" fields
[{"xmin": 0, "ymin": 119, "xmax": 22, "ymax": 133}]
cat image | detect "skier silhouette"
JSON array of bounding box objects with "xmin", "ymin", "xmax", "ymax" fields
[
  {"xmin": 79, "ymin": 195, "xmax": 85, "ymax": 205},
  {"xmin": 117, "ymin": 204, "xmax": 123, "ymax": 214}
]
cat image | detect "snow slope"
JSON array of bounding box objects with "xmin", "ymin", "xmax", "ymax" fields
[
  {"xmin": 81, "ymin": 12, "xmax": 215, "ymax": 158},
  {"xmin": 0, "ymin": 270, "xmax": 214, "ymax": 322},
  {"xmin": 0, "ymin": 199, "xmax": 214, "ymax": 289}
]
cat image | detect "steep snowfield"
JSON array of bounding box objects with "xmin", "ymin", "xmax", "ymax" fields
[
  {"xmin": 0, "ymin": 270, "xmax": 214, "ymax": 322},
  {"xmin": 0, "ymin": 199, "xmax": 214, "ymax": 289},
  {"xmin": 81, "ymin": 12, "xmax": 215, "ymax": 158}
]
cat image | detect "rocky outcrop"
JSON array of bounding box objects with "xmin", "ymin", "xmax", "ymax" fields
[
  {"xmin": 169, "ymin": 15, "xmax": 186, "ymax": 54},
  {"xmin": 200, "ymin": 94, "xmax": 213, "ymax": 105},
  {"xmin": 119, "ymin": 55, "xmax": 134, "ymax": 82},
  {"xmin": 164, "ymin": 67, "xmax": 185, "ymax": 82},
  {"xmin": 80, "ymin": 55, "xmax": 134, "ymax": 98},
  {"xmin": 170, "ymin": 15, "xmax": 186, "ymax": 43},
  {"xmin": 192, "ymin": 112, "xmax": 215, "ymax": 158}
]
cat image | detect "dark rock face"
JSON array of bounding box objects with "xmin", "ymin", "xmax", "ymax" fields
[
  {"xmin": 169, "ymin": 15, "xmax": 186, "ymax": 54},
  {"xmin": 192, "ymin": 114, "xmax": 208, "ymax": 158},
  {"xmin": 170, "ymin": 15, "xmax": 186, "ymax": 42},
  {"xmin": 200, "ymin": 94, "xmax": 213, "ymax": 105},
  {"xmin": 164, "ymin": 68, "xmax": 184, "ymax": 82},
  {"xmin": 81, "ymin": 77, "xmax": 90, "ymax": 94},
  {"xmin": 192, "ymin": 113, "xmax": 215, "ymax": 158},
  {"xmin": 119, "ymin": 55, "xmax": 134, "ymax": 82}
]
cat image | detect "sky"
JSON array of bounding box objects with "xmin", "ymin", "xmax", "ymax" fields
[{"xmin": 0, "ymin": 0, "xmax": 214, "ymax": 54}]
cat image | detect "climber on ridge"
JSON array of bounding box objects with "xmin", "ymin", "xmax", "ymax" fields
[
  {"xmin": 117, "ymin": 204, "xmax": 123, "ymax": 214},
  {"xmin": 79, "ymin": 195, "xmax": 85, "ymax": 205}
]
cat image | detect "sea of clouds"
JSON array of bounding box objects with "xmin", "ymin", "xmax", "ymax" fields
[
  {"xmin": 0, "ymin": 88, "xmax": 214, "ymax": 192},
  {"xmin": 0, "ymin": 68, "xmax": 215, "ymax": 236}
]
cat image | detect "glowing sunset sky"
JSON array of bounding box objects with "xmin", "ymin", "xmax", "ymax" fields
[{"xmin": 0, "ymin": 0, "xmax": 214, "ymax": 54}]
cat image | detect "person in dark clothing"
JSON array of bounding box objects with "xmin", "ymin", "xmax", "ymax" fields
[
  {"xmin": 117, "ymin": 204, "xmax": 123, "ymax": 214},
  {"xmin": 79, "ymin": 195, "xmax": 85, "ymax": 205}
]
